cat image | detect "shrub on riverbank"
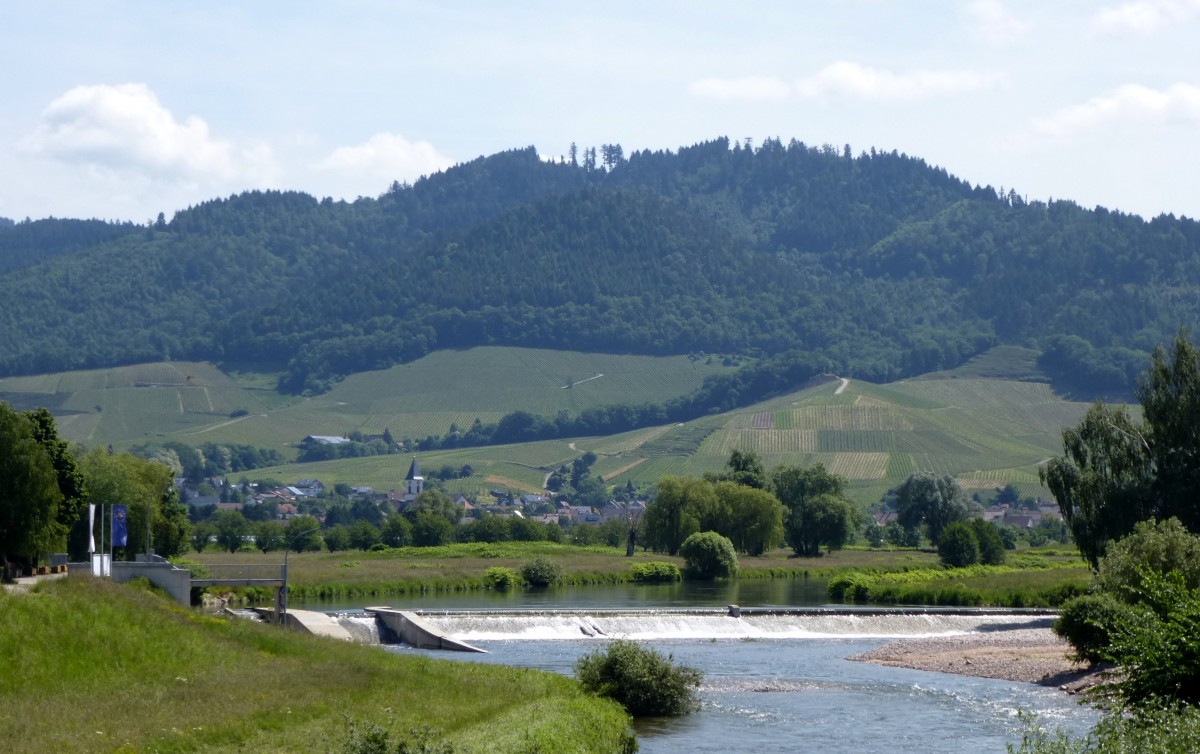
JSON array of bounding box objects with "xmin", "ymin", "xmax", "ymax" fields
[
  {"xmin": 1052, "ymin": 592, "xmax": 1129, "ymax": 664},
  {"xmin": 484, "ymin": 566, "xmax": 520, "ymax": 590},
  {"xmin": 521, "ymin": 556, "xmax": 563, "ymax": 586},
  {"xmin": 680, "ymin": 532, "xmax": 739, "ymax": 579},
  {"xmin": 576, "ymin": 640, "xmax": 702, "ymax": 717},
  {"xmin": 630, "ymin": 561, "xmax": 681, "ymax": 583}
]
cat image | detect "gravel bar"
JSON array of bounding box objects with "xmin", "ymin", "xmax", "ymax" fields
[{"xmin": 847, "ymin": 627, "xmax": 1110, "ymax": 693}]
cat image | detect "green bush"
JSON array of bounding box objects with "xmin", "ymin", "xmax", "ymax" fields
[
  {"xmin": 630, "ymin": 561, "xmax": 681, "ymax": 583},
  {"xmin": 679, "ymin": 531, "xmax": 738, "ymax": 580},
  {"xmin": 483, "ymin": 566, "xmax": 520, "ymax": 591},
  {"xmin": 575, "ymin": 640, "xmax": 702, "ymax": 717},
  {"xmin": 1010, "ymin": 703, "xmax": 1200, "ymax": 753},
  {"xmin": 971, "ymin": 519, "xmax": 1006, "ymax": 565},
  {"xmin": 938, "ymin": 521, "xmax": 980, "ymax": 568},
  {"xmin": 1104, "ymin": 569, "xmax": 1200, "ymax": 707},
  {"xmin": 827, "ymin": 573, "xmax": 872, "ymax": 602},
  {"xmin": 1052, "ymin": 592, "xmax": 1130, "ymax": 664},
  {"xmin": 520, "ymin": 556, "xmax": 562, "ymax": 587},
  {"xmin": 1097, "ymin": 517, "xmax": 1200, "ymax": 601}
]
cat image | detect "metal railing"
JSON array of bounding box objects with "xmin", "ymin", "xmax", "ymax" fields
[{"xmin": 188, "ymin": 563, "xmax": 284, "ymax": 584}]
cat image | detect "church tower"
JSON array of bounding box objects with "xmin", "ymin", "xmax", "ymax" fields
[{"xmin": 405, "ymin": 456, "xmax": 424, "ymax": 497}]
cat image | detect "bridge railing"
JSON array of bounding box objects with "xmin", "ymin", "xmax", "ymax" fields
[{"xmin": 187, "ymin": 563, "xmax": 284, "ymax": 582}]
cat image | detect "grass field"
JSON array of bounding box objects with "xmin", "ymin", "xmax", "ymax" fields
[{"xmin": 1, "ymin": 576, "xmax": 633, "ymax": 754}]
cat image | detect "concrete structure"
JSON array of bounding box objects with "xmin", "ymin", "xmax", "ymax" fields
[
  {"xmin": 365, "ymin": 607, "xmax": 486, "ymax": 652},
  {"xmin": 252, "ymin": 607, "xmax": 354, "ymax": 640},
  {"xmin": 108, "ymin": 556, "xmax": 193, "ymax": 605}
]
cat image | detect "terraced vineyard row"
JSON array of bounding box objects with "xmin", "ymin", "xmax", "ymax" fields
[
  {"xmin": 704, "ymin": 429, "xmax": 819, "ymax": 456},
  {"xmin": 787, "ymin": 405, "xmax": 913, "ymax": 431}
]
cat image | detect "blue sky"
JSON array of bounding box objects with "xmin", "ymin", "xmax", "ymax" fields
[{"xmin": 2, "ymin": 1, "xmax": 1198, "ymax": 223}]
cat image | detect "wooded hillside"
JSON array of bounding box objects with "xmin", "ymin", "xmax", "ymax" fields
[{"xmin": 1, "ymin": 137, "xmax": 1196, "ymax": 398}]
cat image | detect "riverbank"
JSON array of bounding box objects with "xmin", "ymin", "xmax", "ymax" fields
[
  {"xmin": 190, "ymin": 543, "xmax": 1089, "ymax": 608},
  {"xmin": 848, "ymin": 627, "xmax": 1110, "ymax": 694},
  {"xmin": 2, "ymin": 576, "xmax": 634, "ymax": 753}
]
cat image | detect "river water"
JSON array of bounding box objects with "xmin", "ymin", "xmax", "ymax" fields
[{"xmin": 297, "ymin": 580, "xmax": 1099, "ymax": 752}]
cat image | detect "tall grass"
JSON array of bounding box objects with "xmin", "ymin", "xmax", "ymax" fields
[{"xmin": 0, "ymin": 576, "xmax": 632, "ymax": 753}]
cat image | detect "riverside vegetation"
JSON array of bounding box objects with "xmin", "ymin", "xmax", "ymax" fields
[
  {"xmin": 0, "ymin": 576, "xmax": 635, "ymax": 754},
  {"xmin": 1009, "ymin": 335, "xmax": 1200, "ymax": 752}
]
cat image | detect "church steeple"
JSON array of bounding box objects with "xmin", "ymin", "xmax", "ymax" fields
[{"xmin": 405, "ymin": 456, "xmax": 424, "ymax": 496}]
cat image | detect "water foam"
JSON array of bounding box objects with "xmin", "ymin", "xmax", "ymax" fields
[{"xmin": 412, "ymin": 610, "xmax": 1051, "ymax": 642}]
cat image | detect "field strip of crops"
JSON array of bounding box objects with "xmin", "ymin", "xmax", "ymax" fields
[
  {"xmin": 702, "ymin": 428, "xmax": 819, "ymax": 457},
  {"xmin": 789, "ymin": 405, "xmax": 914, "ymax": 431},
  {"xmin": 600, "ymin": 458, "xmax": 647, "ymax": 481},
  {"xmin": 824, "ymin": 452, "xmax": 889, "ymax": 480},
  {"xmin": 483, "ymin": 474, "xmax": 543, "ymax": 494}
]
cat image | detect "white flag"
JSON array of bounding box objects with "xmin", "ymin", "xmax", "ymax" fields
[{"xmin": 88, "ymin": 503, "xmax": 96, "ymax": 554}]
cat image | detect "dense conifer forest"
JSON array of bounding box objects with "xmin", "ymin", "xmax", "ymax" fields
[{"xmin": 1, "ymin": 137, "xmax": 1197, "ymax": 400}]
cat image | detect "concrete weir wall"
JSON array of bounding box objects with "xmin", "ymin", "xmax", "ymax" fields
[{"xmin": 366, "ymin": 607, "xmax": 486, "ymax": 653}]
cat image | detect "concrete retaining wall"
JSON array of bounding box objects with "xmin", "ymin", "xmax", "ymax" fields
[
  {"xmin": 366, "ymin": 607, "xmax": 486, "ymax": 652},
  {"xmin": 111, "ymin": 561, "xmax": 191, "ymax": 605}
]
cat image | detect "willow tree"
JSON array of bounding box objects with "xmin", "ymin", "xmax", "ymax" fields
[{"xmin": 1042, "ymin": 331, "xmax": 1200, "ymax": 568}]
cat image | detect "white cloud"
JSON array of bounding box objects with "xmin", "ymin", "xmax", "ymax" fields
[
  {"xmin": 1089, "ymin": 0, "xmax": 1200, "ymax": 35},
  {"xmin": 21, "ymin": 83, "xmax": 272, "ymax": 184},
  {"xmin": 794, "ymin": 62, "xmax": 1003, "ymax": 101},
  {"xmin": 964, "ymin": 0, "xmax": 1032, "ymax": 45},
  {"xmin": 689, "ymin": 64, "xmax": 1002, "ymax": 104},
  {"xmin": 1028, "ymin": 83, "xmax": 1200, "ymax": 140},
  {"xmin": 964, "ymin": 0, "xmax": 1031, "ymax": 46},
  {"xmin": 688, "ymin": 76, "xmax": 791, "ymax": 102},
  {"xmin": 318, "ymin": 133, "xmax": 454, "ymax": 183}
]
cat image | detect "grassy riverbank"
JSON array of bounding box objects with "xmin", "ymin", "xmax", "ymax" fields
[
  {"xmin": 0, "ymin": 576, "xmax": 633, "ymax": 754},
  {"xmin": 191, "ymin": 542, "xmax": 1089, "ymax": 607}
]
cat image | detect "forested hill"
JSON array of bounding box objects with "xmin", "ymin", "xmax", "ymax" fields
[{"xmin": 1, "ymin": 136, "xmax": 1198, "ymax": 398}]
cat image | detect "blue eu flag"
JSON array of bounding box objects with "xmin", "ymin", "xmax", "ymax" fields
[{"xmin": 113, "ymin": 505, "xmax": 128, "ymax": 548}]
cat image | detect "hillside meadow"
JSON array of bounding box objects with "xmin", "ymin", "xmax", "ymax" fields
[
  {"xmin": 261, "ymin": 370, "xmax": 1091, "ymax": 506},
  {"xmin": 0, "ymin": 346, "xmax": 734, "ymax": 454},
  {"xmin": 0, "ymin": 576, "xmax": 634, "ymax": 754},
  {"xmin": 0, "ymin": 344, "xmax": 1093, "ymax": 505}
]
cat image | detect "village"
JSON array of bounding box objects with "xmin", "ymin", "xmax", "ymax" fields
[{"xmin": 178, "ymin": 454, "xmax": 649, "ymax": 551}]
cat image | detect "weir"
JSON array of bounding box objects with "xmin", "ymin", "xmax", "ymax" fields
[{"xmin": 343, "ymin": 606, "xmax": 1053, "ymax": 648}]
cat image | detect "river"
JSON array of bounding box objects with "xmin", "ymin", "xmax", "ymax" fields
[{"xmin": 295, "ymin": 580, "xmax": 1099, "ymax": 752}]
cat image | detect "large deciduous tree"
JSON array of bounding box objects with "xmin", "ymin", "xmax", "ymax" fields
[
  {"xmin": 712, "ymin": 481, "xmax": 785, "ymax": 556},
  {"xmin": 643, "ymin": 477, "xmax": 719, "ymax": 556},
  {"xmin": 78, "ymin": 448, "xmax": 181, "ymax": 559},
  {"xmin": 26, "ymin": 408, "xmax": 88, "ymax": 558},
  {"xmin": 0, "ymin": 404, "xmax": 64, "ymax": 573},
  {"xmin": 894, "ymin": 472, "xmax": 970, "ymax": 546},
  {"xmin": 213, "ymin": 510, "xmax": 249, "ymax": 554},
  {"xmin": 707, "ymin": 450, "xmax": 767, "ymax": 490},
  {"xmin": 770, "ymin": 463, "xmax": 857, "ymax": 557},
  {"xmin": 1041, "ymin": 331, "xmax": 1200, "ymax": 567}
]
